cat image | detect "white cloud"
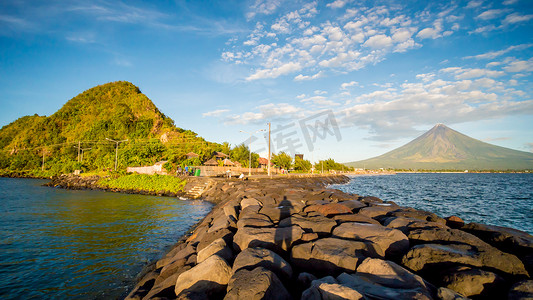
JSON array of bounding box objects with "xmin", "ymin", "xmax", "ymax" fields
[
  {"xmin": 442, "ymin": 67, "xmax": 505, "ymax": 79},
  {"xmin": 224, "ymin": 103, "xmax": 302, "ymax": 125},
  {"xmin": 341, "ymin": 81, "xmax": 358, "ymax": 90},
  {"xmin": 247, "ymin": 0, "xmax": 282, "ymax": 19},
  {"xmin": 476, "ymin": 9, "xmax": 508, "ymax": 20},
  {"xmin": 504, "ymin": 58, "xmax": 533, "ymax": 72},
  {"xmin": 326, "ymin": 0, "xmax": 349, "ymax": 9},
  {"xmin": 247, "ymin": 62, "xmax": 302, "ymax": 81},
  {"xmin": 464, "ymin": 44, "xmax": 533, "ymax": 60},
  {"xmin": 417, "ymin": 27, "xmax": 441, "ymax": 39},
  {"xmin": 294, "ymin": 71, "xmax": 323, "ymax": 81},
  {"xmin": 363, "ymin": 34, "xmax": 393, "ymax": 49},
  {"xmin": 466, "ymin": 0, "xmax": 484, "ymax": 9},
  {"xmin": 203, "ymin": 109, "xmax": 230, "ymax": 117},
  {"xmin": 503, "ymin": 13, "xmax": 533, "ymax": 24}
]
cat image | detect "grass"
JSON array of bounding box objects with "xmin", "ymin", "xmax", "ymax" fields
[{"xmin": 97, "ymin": 174, "xmax": 187, "ymax": 193}]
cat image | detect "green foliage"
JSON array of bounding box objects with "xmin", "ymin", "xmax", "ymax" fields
[
  {"xmin": 97, "ymin": 174, "xmax": 187, "ymax": 193},
  {"xmin": 230, "ymin": 143, "xmax": 259, "ymax": 168},
  {"xmin": 0, "ymin": 81, "xmax": 228, "ymax": 176},
  {"xmin": 272, "ymin": 151, "xmax": 292, "ymax": 169},
  {"xmin": 314, "ymin": 158, "xmax": 353, "ymax": 172},
  {"xmin": 293, "ymin": 156, "xmax": 312, "ymax": 172}
]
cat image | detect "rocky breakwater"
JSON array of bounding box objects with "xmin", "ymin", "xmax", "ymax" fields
[{"xmin": 126, "ymin": 175, "xmax": 533, "ymax": 300}]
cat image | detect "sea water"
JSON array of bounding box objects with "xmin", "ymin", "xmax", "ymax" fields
[
  {"xmin": 0, "ymin": 178, "xmax": 212, "ymax": 299},
  {"xmin": 331, "ymin": 173, "xmax": 533, "ymax": 235}
]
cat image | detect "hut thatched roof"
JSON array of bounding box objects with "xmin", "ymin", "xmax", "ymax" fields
[
  {"xmin": 214, "ymin": 151, "xmax": 229, "ymax": 158},
  {"xmin": 186, "ymin": 152, "xmax": 199, "ymax": 158},
  {"xmin": 204, "ymin": 158, "xmax": 218, "ymax": 166},
  {"xmin": 222, "ymin": 158, "xmax": 235, "ymax": 166}
]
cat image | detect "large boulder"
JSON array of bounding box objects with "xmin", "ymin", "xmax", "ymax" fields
[
  {"xmin": 333, "ymin": 213, "xmax": 380, "ymax": 225},
  {"xmin": 233, "ymin": 225, "xmax": 305, "ymax": 252},
  {"xmin": 462, "ymin": 222, "xmax": 533, "ymax": 258},
  {"xmin": 196, "ymin": 237, "xmax": 233, "ymax": 264},
  {"xmin": 407, "ymin": 227, "xmax": 490, "ymax": 247},
  {"xmin": 278, "ymin": 213, "xmax": 337, "ymax": 235},
  {"xmin": 382, "ymin": 216, "xmax": 448, "ymax": 234},
  {"xmin": 224, "ymin": 267, "xmax": 291, "ymax": 300},
  {"xmin": 358, "ymin": 205, "xmax": 396, "ymax": 219},
  {"xmin": 301, "ymin": 282, "xmax": 365, "ymax": 300},
  {"xmin": 387, "ymin": 208, "xmax": 446, "ymax": 224},
  {"xmin": 174, "ymin": 255, "xmax": 232, "ymax": 298},
  {"xmin": 337, "ymin": 272, "xmax": 433, "ymax": 300},
  {"xmin": 236, "ymin": 213, "xmax": 274, "ymax": 229},
  {"xmin": 337, "ymin": 200, "xmax": 366, "ymax": 212},
  {"xmin": 291, "ymin": 237, "xmax": 382, "ymax": 276},
  {"xmin": 232, "ymin": 247, "xmax": 293, "ymax": 280},
  {"xmin": 355, "ymin": 257, "xmax": 433, "ymax": 292},
  {"xmin": 438, "ymin": 266, "xmax": 505, "ymax": 298},
  {"xmin": 508, "ymin": 280, "xmax": 533, "ymax": 300},
  {"xmin": 304, "ymin": 203, "xmax": 353, "ymax": 217},
  {"xmin": 260, "ymin": 206, "xmax": 296, "ymax": 223},
  {"xmin": 402, "ymin": 243, "xmax": 529, "ymax": 278},
  {"xmin": 332, "ymin": 222, "xmax": 409, "ymax": 258}
]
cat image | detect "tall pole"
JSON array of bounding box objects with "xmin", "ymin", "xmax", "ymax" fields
[
  {"xmin": 42, "ymin": 150, "xmax": 45, "ymax": 171},
  {"xmin": 106, "ymin": 138, "xmax": 128, "ymax": 171},
  {"xmin": 78, "ymin": 141, "xmax": 81, "ymax": 162},
  {"xmin": 268, "ymin": 122, "xmax": 271, "ymax": 177}
]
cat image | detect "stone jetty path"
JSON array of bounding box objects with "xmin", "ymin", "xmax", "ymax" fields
[{"xmin": 118, "ymin": 175, "xmax": 532, "ymax": 299}]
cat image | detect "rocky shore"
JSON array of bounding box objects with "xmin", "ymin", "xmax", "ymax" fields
[{"xmin": 122, "ymin": 175, "xmax": 532, "ymax": 300}]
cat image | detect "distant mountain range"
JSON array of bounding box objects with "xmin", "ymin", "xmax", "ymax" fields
[{"xmin": 346, "ymin": 124, "xmax": 533, "ymax": 170}]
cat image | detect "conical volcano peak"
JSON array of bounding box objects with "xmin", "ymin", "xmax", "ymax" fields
[{"xmin": 346, "ymin": 124, "xmax": 533, "ymax": 170}]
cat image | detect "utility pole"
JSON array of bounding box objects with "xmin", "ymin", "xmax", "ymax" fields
[
  {"xmin": 73, "ymin": 141, "xmax": 81, "ymax": 162},
  {"xmin": 106, "ymin": 138, "xmax": 128, "ymax": 171},
  {"xmin": 268, "ymin": 122, "xmax": 271, "ymax": 177},
  {"xmin": 80, "ymin": 148, "xmax": 92, "ymax": 163}
]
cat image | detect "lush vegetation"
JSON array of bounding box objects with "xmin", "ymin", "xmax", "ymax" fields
[
  {"xmin": 97, "ymin": 174, "xmax": 187, "ymax": 193},
  {"xmin": 314, "ymin": 158, "xmax": 354, "ymax": 172},
  {"xmin": 0, "ymin": 81, "xmax": 232, "ymax": 175}
]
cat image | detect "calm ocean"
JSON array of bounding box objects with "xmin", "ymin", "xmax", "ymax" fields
[
  {"xmin": 331, "ymin": 173, "xmax": 533, "ymax": 234},
  {"xmin": 0, "ymin": 178, "xmax": 212, "ymax": 299}
]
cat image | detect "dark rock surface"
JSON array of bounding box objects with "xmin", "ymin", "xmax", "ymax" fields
[{"xmin": 124, "ymin": 175, "xmax": 532, "ymax": 300}]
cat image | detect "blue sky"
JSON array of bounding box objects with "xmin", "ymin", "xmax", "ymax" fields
[{"xmin": 1, "ymin": 0, "xmax": 532, "ymax": 163}]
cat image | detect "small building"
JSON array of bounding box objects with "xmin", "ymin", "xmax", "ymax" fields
[
  {"xmin": 186, "ymin": 152, "xmax": 199, "ymax": 159},
  {"xmin": 295, "ymin": 154, "xmax": 304, "ymax": 160},
  {"xmin": 204, "ymin": 158, "xmax": 219, "ymax": 166},
  {"xmin": 127, "ymin": 161, "xmax": 168, "ymax": 175},
  {"xmin": 258, "ymin": 157, "xmax": 273, "ymax": 168},
  {"xmin": 222, "ymin": 158, "xmax": 235, "ymax": 166},
  {"xmin": 214, "ymin": 152, "xmax": 229, "ymax": 160}
]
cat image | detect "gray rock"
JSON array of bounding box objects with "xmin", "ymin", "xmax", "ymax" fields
[
  {"xmin": 508, "ymin": 280, "xmax": 533, "ymax": 300},
  {"xmin": 224, "ymin": 267, "xmax": 291, "ymax": 300},
  {"xmin": 333, "ymin": 213, "xmax": 380, "ymax": 225},
  {"xmin": 337, "ymin": 272, "xmax": 432, "ymax": 300},
  {"xmin": 439, "ymin": 266, "xmax": 504, "ymax": 298},
  {"xmin": 297, "ymin": 272, "xmax": 318, "ymax": 288},
  {"xmin": 142, "ymin": 272, "xmax": 181, "ymax": 300},
  {"xmin": 383, "ymin": 216, "xmax": 448, "ymax": 234},
  {"xmin": 358, "ymin": 205, "xmax": 395, "ymax": 219},
  {"xmin": 174, "ymin": 254, "xmax": 232, "ymax": 297},
  {"xmin": 337, "ymin": 200, "xmax": 366, "ymax": 211},
  {"xmin": 387, "ymin": 208, "xmax": 446, "ymax": 224},
  {"xmin": 356, "ymin": 257, "xmax": 433, "ymax": 291},
  {"xmin": 291, "ymin": 237, "xmax": 382, "ymax": 276},
  {"xmin": 402, "ymin": 243, "xmax": 529, "ymax": 278},
  {"xmin": 260, "ymin": 206, "xmax": 296, "ymax": 223},
  {"xmin": 241, "ymin": 197, "xmax": 263, "ymax": 210},
  {"xmin": 125, "ymin": 271, "xmax": 158, "ymax": 300},
  {"xmin": 196, "ymin": 237, "xmax": 233, "ymax": 264},
  {"xmin": 208, "ymin": 213, "xmax": 231, "ymax": 233},
  {"xmin": 301, "ymin": 282, "xmax": 366, "ymax": 300},
  {"xmin": 232, "ymin": 247, "xmax": 293, "ymax": 280},
  {"xmin": 279, "ymin": 213, "xmax": 337, "ymax": 235},
  {"xmin": 462, "ymin": 222, "xmax": 533, "ymax": 258},
  {"xmin": 233, "ymin": 225, "xmax": 305, "ymax": 252},
  {"xmin": 332, "ymin": 222, "xmax": 409, "ymax": 258},
  {"xmin": 437, "ymin": 287, "xmax": 469, "ymax": 300},
  {"xmin": 236, "ymin": 213, "xmax": 274, "ymax": 229},
  {"xmin": 197, "ymin": 228, "xmax": 233, "ymax": 252},
  {"xmin": 304, "ymin": 203, "xmax": 353, "ymax": 217}
]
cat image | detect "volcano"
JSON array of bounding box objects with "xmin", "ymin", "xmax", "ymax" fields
[{"xmin": 346, "ymin": 124, "xmax": 533, "ymax": 170}]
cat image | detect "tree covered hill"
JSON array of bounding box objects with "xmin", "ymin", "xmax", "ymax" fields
[{"xmin": 0, "ymin": 81, "xmax": 226, "ymax": 174}]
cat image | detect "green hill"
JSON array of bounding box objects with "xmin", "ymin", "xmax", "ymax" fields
[
  {"xmin": 0, "ymin": 81, "xmax": 225, "ymax": 175},
  {"xmin": 346, "ymin": 124, "xmax": 533, "ymax": 171}
]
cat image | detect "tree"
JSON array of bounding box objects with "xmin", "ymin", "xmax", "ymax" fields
[
  {"xmin": 231, "ymin": 143, "xmax": 259, "ymax": 167},
  {"xmin": 314, "ymin": 158, "xmax": 353, "ymax": 172},
  {"xmin": 272, "ymin": 151, "xmax": 292, "ymax": 169},
  {"xmin": 293, "ymin": 156, "xmax": 312, "ymax": 172}
]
